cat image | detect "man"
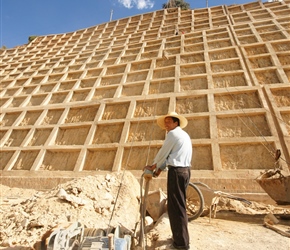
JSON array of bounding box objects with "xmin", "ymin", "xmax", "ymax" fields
[{"xmin": 145, "ymin": 111, "xmax": 192, "ymax": 250}]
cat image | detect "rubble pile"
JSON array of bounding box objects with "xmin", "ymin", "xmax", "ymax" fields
[
  {"xmin": 218, "ymin": 196, "xmax": 290, "ymax": 215},
  {"xmin": 0, "ymin": 171, "xmax": 141, "ymax": 248},
  {"xmin": 1, "ymin": 171, "xmax": 290, "ymax": 249}
]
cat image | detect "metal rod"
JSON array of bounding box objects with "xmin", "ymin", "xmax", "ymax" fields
[
  {"xmin": 110, "ymin": 9, "xmax": 113, "ymax": 21},
  {"xmin": 138, "ymin": 175, "xmax": 151, "ymax": 248}
]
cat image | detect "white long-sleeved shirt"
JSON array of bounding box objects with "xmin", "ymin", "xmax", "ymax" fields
[{"xmin": 153, "ymin": 126, "xmax": 192, "ymax": 170}]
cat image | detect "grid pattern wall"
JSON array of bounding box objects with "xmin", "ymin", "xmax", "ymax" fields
[{"xmin": 0, "ymin": 1, "xmax": 290, "ymax": 178}]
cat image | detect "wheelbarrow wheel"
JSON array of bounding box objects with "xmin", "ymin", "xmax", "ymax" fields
[{"xmin": 186, "ymin": 182, "xmax": 204, "ymax": 221}]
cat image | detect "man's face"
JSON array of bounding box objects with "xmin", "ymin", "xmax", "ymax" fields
[{"xmin": 164, "ymin": 117, "xmax": 178, "ymax": 132}]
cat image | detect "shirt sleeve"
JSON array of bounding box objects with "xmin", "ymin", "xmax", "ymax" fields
[{"xmin": 153, "ymin": 131, "xmax": 175, "ymax": 170}]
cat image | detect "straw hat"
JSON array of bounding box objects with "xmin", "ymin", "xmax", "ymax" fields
[{"xmin": 156, "ymin": 111, "xmax": 188, "ymax": 129}]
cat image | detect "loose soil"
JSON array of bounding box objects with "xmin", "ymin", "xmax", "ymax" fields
[{"xmin": 1, "ymin": 172, "xmax": 290, "ymax": 250}]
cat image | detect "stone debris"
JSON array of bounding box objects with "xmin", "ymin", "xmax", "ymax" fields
[
  {"xmin": 0, "ymin": 171, "xmax": 141, "ymax": 248},
  {"xmin": 218, "ymin": 196, "xmax": 290, "ymax": 215},
  {"xmin": 57, "ymin": 188, "xmax": 89, "ymax": 207},
  {"xmin": 1, "ymin": 173, "xmax": 290, "ymax": 249}
]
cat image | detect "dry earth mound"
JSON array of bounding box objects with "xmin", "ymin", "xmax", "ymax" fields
[{"xmin": 0, "ymin": 171, "xmax": 140, "ymax": 248}]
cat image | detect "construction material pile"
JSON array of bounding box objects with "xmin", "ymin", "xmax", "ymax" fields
[
  {"xmin": 1, "ymin": 171, "xmax": 290, "ymax": 249},
  {"xmin": 0, "ymin": 171, "xmax": 141, "ymax": 248}
]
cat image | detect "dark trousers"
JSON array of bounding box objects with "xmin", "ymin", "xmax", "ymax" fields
[{"xmin": 167, "ymin": 167, "xmax": 191, "ymax": 249}]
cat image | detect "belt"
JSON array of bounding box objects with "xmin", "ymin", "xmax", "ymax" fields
[{"xmin": 167, "ymin": 165, "xmax": 189, "ymax": 169}]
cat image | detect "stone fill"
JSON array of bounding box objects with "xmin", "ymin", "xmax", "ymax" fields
[{"xmin": 0, "ymin": 1, "xmax": 290, "ymax": 195}]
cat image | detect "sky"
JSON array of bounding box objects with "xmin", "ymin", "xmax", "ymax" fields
[{"xmin": 0, "ymin": 0, "xmax": 263, "ymax": 49}]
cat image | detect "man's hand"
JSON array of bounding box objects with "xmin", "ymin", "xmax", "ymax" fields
[
  {"xmin": 153, "ymin": 168, "xmax": 162, "ymax": 178},
  {"xmin": 143, "ymin": 164, "xmax": 161, "ymax": 178},
  {"xmin": 143, "ymin": 164, "xmax": 157, "ymax": 171}
]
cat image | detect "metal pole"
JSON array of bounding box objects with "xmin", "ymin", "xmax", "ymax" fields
[
  {"xmin": 137, "ymin": 173, "xmax": 152, "ymax": 249},
  {"xmin": 110, "ymin": 9, "xmax": 113, "ymax": 21}
]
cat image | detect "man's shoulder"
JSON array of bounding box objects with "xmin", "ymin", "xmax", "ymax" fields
[{"xmin": 170, "ymin": 127, "xmax": 189, "ymax": 137}]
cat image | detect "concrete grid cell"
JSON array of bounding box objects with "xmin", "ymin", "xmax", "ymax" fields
[
  {"xmin": 92, "ymin": 123, "xmax": 124, "ymax": 144},
  {"xmin": 83, "ymin": 149, "xmax": 117, "ymax": 171},
  {"xmin": 11, "ymin": 150, "xmax": 40, "ymax": 170}
]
